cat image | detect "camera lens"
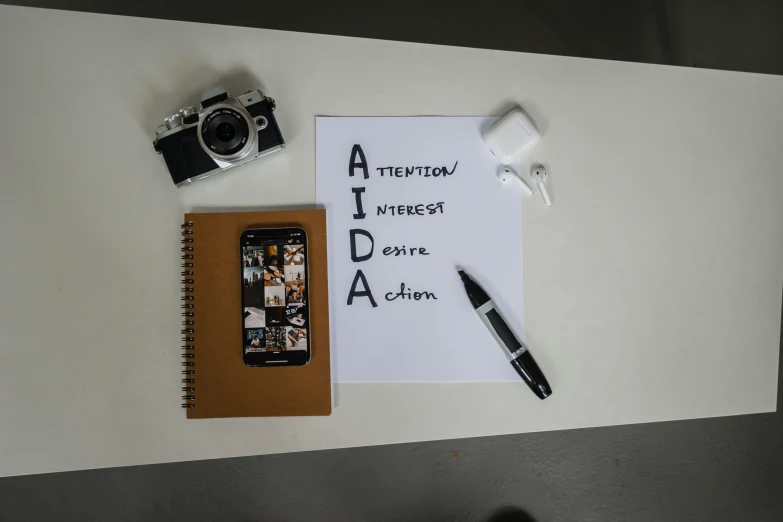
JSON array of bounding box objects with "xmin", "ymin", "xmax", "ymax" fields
[
  {"xmin": 201, "ymin": 108, "xmax": 250, "ymax": 157},
  {"xmin": 216, "ymin": 122, "xmax": 235, "ymax": 142}
]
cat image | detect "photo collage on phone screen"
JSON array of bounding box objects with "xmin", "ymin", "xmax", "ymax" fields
[{"xmin": 243, "ymin": 243, "xmax": 308, "ymax": 353}]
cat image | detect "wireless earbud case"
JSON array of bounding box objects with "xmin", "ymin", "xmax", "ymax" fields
[{"xmin": 483, "ymin": 109, "xmax": 540, "ymax": 164}]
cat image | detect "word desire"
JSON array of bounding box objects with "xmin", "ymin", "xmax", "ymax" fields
[
  {"xmin": 349, "ymin": 232, "xmax": 430, "ymax": 261},
  {"xmin": 382, "ymin": 245, "xmax": 430, "ymax": 257},
  {"xmin": 346, "ymin": 144, "xmax": 442, "ymax": 308}
]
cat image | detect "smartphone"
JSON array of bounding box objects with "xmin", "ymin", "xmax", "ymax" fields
[{"xmin": 241, "ymin": 227, "xmax": 310, "ymax": 367}]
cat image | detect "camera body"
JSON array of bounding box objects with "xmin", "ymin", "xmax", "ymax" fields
[{"xmin": 153, "ymin": 87, "xmax": 285, "ymax": 186}]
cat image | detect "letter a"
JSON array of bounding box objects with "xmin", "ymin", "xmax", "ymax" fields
[
  {"xmin": 349, "ymin": 144, "xmax": 369, "ymax": 179},
  {"xmin": 347, "ymin": 269, "xmax": 378, "ymax": 307}
]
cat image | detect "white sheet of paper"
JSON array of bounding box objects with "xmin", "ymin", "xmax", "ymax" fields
[{"xmin": 316, "ymin": 117, "xmax": 525, "ymax": 382}]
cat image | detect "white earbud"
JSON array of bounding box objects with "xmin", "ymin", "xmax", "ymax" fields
[
  {"xmin": 532, "ymin": 165, "xmax": 551, "ymax": 207},
  {"xmin": 497, "ymin": 167, "xmax": 534, "ymax": 196}
]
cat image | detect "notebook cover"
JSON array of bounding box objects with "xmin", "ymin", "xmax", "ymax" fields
[{"xmin": 184, "ymin": 210, "xmax": 332, "ymax": 418}]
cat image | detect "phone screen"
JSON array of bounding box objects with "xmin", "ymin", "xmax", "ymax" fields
[{"xmin": 241, "ymin": 227, "xmax": 310, "ymax": 366}]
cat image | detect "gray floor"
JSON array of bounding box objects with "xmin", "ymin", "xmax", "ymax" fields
[
  {"xmin": 1, "ymin": 402, "xmax": 782, "ymax": 521},
  {"xmin": 7, "ymin": 0, "xmax": 783, "ymax": 75},
  {"xmin": 0, "ymin": 2, "xmax": 782, "ymax": 520}
]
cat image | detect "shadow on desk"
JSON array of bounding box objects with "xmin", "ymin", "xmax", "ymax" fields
[{"xmin": 486, "ymin": 506, "xmax": 536, "ymax": 522}]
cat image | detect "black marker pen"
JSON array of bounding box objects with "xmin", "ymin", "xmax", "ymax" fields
[{"xmin": 458, "ymin": 269, "xmax": 552, "ymax": 400}]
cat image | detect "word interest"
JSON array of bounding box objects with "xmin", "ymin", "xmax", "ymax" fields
[{"xmin": 377, "ymin": 203, "xmax": 445, "ymax": 216}]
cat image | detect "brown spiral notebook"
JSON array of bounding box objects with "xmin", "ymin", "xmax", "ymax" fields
[{"xmin": 181, "ymin": 209, "xmax": 332, "ymax": 418}]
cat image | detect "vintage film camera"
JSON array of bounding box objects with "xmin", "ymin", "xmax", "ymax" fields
[{"xmin": 153, "ymin": 87, "xmax": 284, "ymax": 186}]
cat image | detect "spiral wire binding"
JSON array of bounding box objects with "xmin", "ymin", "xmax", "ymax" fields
[{"xmin": 181, "ymin": 222, "xmax": 196, "ymax": 409}]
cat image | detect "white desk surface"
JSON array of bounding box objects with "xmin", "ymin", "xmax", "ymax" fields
[{"xmin": 0, "ymin": 5, "xmax": 780, "ymax": 477}]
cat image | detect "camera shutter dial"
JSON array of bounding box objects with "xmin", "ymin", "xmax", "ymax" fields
[
  {"xmin": 178, "ymin": 106, "xmax": 197, "ymax": 118},
  {"xmin": 178, "ymin": 106, "xmax": 199, "ymax": 124},
  {"xmin": 164, "ymin": 114, "xmax": 183, "ymax": 130}
]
